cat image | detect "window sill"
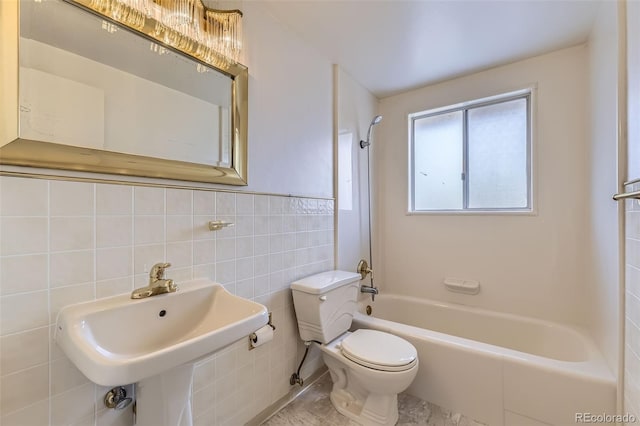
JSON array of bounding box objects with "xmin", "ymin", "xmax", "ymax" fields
[{"xmin": 406, "ymin": 209, "xmax": 537, "ymax": 216}]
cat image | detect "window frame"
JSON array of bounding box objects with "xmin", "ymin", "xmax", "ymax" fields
[{"xmin": 408, "ymin": 88, "xmax": 534, "ymax": 214}]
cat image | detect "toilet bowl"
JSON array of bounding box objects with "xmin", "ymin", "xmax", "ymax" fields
[
  {"xmin": 290, "ymin": 271, "xmax": 419, "ymax": 426},
  {"xmin": 319, "ymin": 330, "xmax": 418, "ymax": 426}
]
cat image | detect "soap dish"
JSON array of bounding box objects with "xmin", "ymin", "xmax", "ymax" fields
[{"xmin": 443, "ymin": 278, "xmax": 480, "ymax": 295}]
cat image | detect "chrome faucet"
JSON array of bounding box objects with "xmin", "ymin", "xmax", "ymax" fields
[
  {"xmin": 131, "ymin": 262, "xmax": 177, "ymax": 299},
  {"xmin": 360, "ymin": 285, "xmax": 379, "ymax": 297}
]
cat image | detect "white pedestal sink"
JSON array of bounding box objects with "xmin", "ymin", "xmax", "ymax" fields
[
  {"xmin": 54, "ymin": 279, "xmax": 269, "ymax": 425},
  {"xmin": 136, "ymin": 363, "xmax": 195, "ymax": 426}
]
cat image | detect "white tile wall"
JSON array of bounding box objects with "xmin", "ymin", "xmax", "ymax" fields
[
  {"xmin": 0, "ymin": 176, "xmax": 334, "ymax": 426},
  {"xmin": 625, "ymin": 181, "xmax": 640, "ymax": 424}
]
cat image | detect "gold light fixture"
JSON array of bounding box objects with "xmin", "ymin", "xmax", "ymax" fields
[{"xmin": 75, "ymin": 0, "xmax": 243, "ymax": 68}]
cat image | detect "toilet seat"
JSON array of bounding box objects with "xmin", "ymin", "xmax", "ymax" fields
[{"xmin": 340, "ymin": 329, "xmax": 417, "ymax": 372}]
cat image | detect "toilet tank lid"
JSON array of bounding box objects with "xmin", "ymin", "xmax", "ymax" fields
[{"xmin": 291, "ymin": 270, "xmax": 361, "ymax": 294}]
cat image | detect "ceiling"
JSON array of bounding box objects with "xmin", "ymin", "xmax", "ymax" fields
[{"xmin": 260, "ymin": 0, "xmax": 601, "ymax": 98}]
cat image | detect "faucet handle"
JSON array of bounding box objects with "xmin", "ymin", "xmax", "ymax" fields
[
  {"xmin": 150, "ymin": 262, "xmax": 171, "ymax": 280},
  {"xmin": 357, "ymin": 259, "xmax": 372, "ymax": 280}
]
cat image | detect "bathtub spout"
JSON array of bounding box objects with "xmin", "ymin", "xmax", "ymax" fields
[{"xmin": 360, "ymin": 285, "xmax": 378, "ymax": 301}]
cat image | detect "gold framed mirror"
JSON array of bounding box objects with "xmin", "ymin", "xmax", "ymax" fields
[{"xmin": 0, "ymin": 0, "xmax": 248, "ymax": 185}]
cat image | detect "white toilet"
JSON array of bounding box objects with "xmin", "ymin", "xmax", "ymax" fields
[{"xmin": 291, "ymin": 270, "xmax": 418, "ymax": 426}]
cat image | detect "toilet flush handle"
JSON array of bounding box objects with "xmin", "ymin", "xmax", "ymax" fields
[{"xmin": 319, "ymin": 295, "xmax": 327, "ymax": 301}]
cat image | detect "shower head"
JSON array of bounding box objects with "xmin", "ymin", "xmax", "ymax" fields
[{"xmin": 360, "ymin": 115, "xmax": 383, "ymax": 149}]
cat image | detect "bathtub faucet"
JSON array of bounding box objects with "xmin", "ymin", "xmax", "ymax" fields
[{"xmin": 360, "ymin": 285, "xmax": 378, "ymax": 298}]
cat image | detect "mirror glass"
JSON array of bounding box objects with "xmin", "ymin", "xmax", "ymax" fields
[{"xmin": 19, "ymin": 0, "xmax": 233, "ymax": 167}]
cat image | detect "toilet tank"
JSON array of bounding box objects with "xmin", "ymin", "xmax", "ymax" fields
[{"xmin": 291, "ymin": 270, "xmax": 361, "ymax": 344}]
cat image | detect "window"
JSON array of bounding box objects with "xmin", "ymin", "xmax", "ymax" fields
[{"xmin": 409, "ymin": 90, "xmax": 532, "ymax": 212}]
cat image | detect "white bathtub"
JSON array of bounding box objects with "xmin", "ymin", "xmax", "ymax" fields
[{"xmin": 352, "ymin": 295, "xmax": 616, "ymax": 426}]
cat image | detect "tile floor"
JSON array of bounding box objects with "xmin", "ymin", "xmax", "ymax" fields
[{"xmin": 261, "ymin": 372, "xmax": 486, "ymax": 426}]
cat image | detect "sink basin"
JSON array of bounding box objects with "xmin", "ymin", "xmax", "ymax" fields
[{"xmin": 55, "ymin": 279, "xmax": 268, "ymax": 386}]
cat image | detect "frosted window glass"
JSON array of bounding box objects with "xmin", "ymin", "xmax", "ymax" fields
[
  {"xmin": 413, "ymin": 111, "xmax": 463, "ymax": 210},
  {"xmin": 467, "ymin": 99, "xmax": 528, "ymax": 209}
]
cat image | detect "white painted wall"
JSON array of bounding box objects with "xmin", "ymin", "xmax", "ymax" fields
[
  {"xmin": 376, "ymin": 46, "xmax": 590, "ymax": 326},
  {"xmin": 242, "ymin": 2, "xmax": 333, "ymax": 198},
  {"xmin": 586, "ymin": 0, "xmax": 620, "ymax": 375},
  {"xmin": 335, "ymin": 66, "xmax": 378, "ymax": 282}
]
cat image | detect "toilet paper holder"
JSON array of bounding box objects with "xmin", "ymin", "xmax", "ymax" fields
[
  {"xmin": 249, "ymin": 312, "xmax": 276, "ymax": 350},
  {"xmin": 266, "ymin": 311, "xmax": 275, "ymax": 331}
]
